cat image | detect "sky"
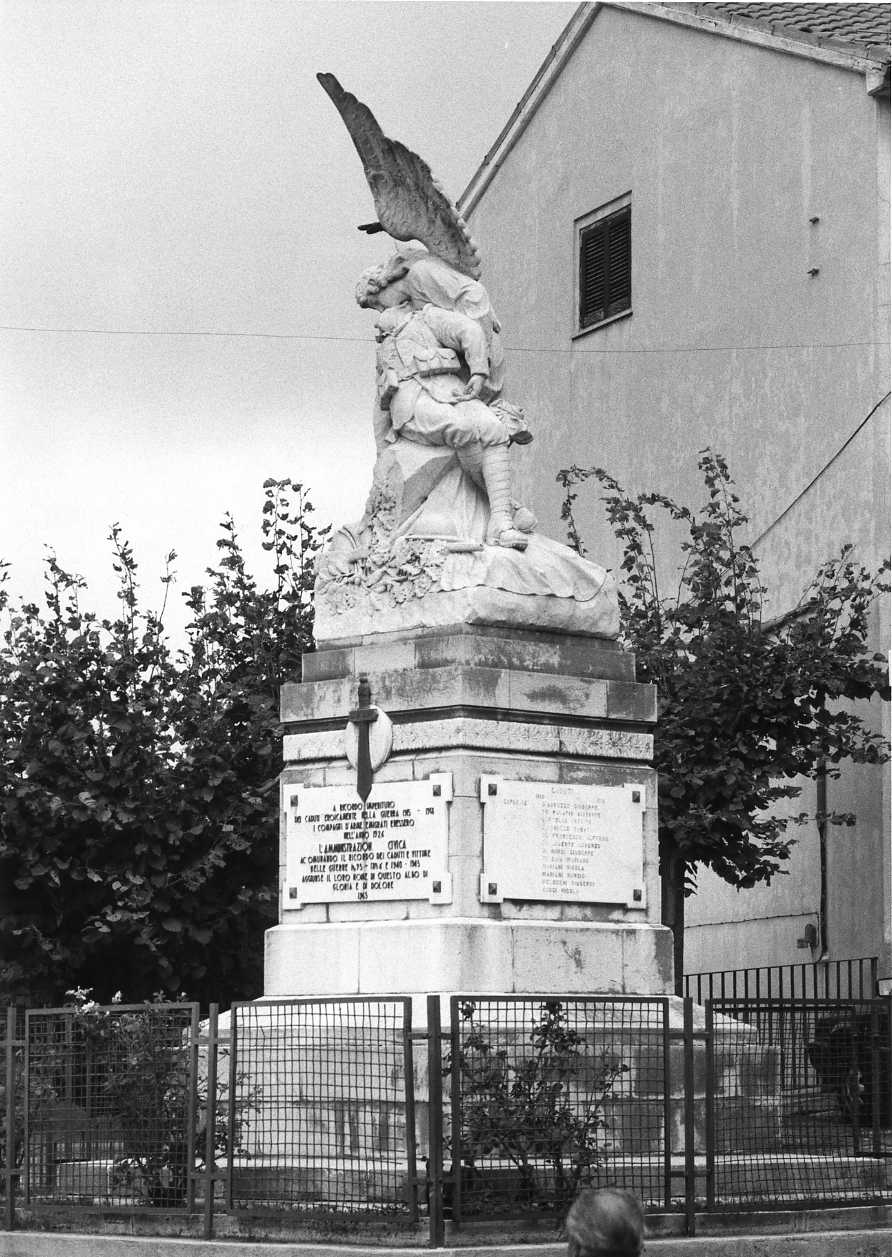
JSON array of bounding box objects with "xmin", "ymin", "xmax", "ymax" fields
[{"xmin": 1, "ymin": 0, "xmax": 576, "ymax": 640}]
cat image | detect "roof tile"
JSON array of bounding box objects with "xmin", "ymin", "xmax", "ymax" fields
[{"xmin": 682, "ymin": 3, "xmax": 890, "ymax": 54}]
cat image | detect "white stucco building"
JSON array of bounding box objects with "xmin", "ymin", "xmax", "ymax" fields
[{"xmin": 459, "ymin": 2, "xmax": 891, "ymax": 987}]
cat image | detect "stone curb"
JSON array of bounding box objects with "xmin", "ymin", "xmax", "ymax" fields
[{"xmin": 1, "ymin": 1231, "xmax": 891, "ymax": 1257}]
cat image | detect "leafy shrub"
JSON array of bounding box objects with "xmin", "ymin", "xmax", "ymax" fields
[{"xmin": 0, "ymin": 479, "xmax": 322, "ymax": 1005}]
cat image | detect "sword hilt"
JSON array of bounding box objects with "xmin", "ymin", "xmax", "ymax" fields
[{"xmin": 348, "ymin": 672, "xmax": 379, "ymax": 725}]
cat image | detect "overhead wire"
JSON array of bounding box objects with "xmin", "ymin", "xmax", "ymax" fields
[
  {"xmin": 0, "ymin": 323, "xmax": 884, "ymax": 356},
  {"xmin": 2, "ymin": 322, "xmax": 886, "ymax": 556}
]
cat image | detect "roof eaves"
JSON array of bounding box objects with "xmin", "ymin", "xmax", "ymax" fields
[
  {"xmin": 867, "ymin": 61, "xmax": 891, "ymax": 97},
  {"xmin": 680, "ymin": 4, "xmax": 890, "ymax": 62},
  {"xmin": 621, "ymin": 2, "xmax": 889, "ymax": 73},
  {"xmin": 459, "ymin": 3, "xmax": 601, "ymax": 216}
]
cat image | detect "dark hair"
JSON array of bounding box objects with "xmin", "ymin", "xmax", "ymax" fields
[{"xmin": 566, "ymin": 1187, "xmax": 644, "ymax": 1257}]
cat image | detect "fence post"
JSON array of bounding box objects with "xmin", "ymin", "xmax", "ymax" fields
[
  {"xmin": 185, "ymin": 1004, "xmax": 200, "ymax": 1212},
  {"xmin": 226, "ymin": 1002, "xmax": 238, "ymax": 1212},
  {"xmin": 426, "ymin": 994, "xmax": 445, "ymax": 1248},
  {"xmin": 661, "ymin": 999, "xmax": 672, "ymax": 1211},
  {"xmin": 203, "ymin": 1004, "xmax": 219, "ymax": 1241},
  {"xmin": 869, "ymin": 998, "xmax": 883, "ymax": 1158},
  {"xmin": 703, "ymin": 1001, "xmax": 715, "ymax": 1213},
  {"xmin": 3, "ymin": 1007, "xmax": 16, "ymax": 1232},
  {"xmin": 682, "ymin": 997, "xmax": 696, "ymax": 1237},
  {"xmin": 402, "ymin": 999, "xmax": 419, "ymax": 1224}
]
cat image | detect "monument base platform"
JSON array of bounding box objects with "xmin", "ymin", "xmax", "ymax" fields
[
  {"xmin": 272, "ymin": 623, "xmax": 668, "ymax": 1000},
  {"xmin": 264, "ymin": 918, "xmax": 673, "ymax": 998}
]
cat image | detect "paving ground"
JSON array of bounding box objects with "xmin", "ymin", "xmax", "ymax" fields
[
  {"xmin": 0, "ymin": 1230, "xmax": 891, "ymax": 1257},
  {"xmin": 2, "ymin": 1204, "xmax": 890, "ymax": 1257}
]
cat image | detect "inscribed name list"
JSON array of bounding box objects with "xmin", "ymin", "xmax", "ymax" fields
[
  {"xmin": 284, "ymin": 777, "xmax": 450, "ymax": 905},
  {"xmin": 480, "ymin": 777, "xmax": 646, "ymax": 906}
]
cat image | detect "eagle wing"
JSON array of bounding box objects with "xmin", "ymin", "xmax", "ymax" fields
[{"xmin": 317, "ymin": 72, "xmax": 482, "ymax": 281}]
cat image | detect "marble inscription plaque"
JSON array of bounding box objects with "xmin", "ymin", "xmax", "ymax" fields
[
  {"xmin": 479, "ymin": 777, "xmax": 646, "ymax": 906},
  {"xmin": 284, "ymin": 774, "xmax": 452, "ymax": 905}
]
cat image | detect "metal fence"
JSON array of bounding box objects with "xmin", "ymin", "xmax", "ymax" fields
[
  {"xmin": 23, "ymin": 1003, "xmax": 201, "ymax": 1211},
  {"xmin": 1, "ymin": 992, "xmax": 890, "ymax": 1243},
  {"xmin": 706, "ymin": 998, "xmax": 892, "ymax": 1209},
  {"xmin": 446, "ymin": 996, "xmax": 672, "ymax": 1220},
  {"xmin": 226, "ymin": 997, "xmax": 417, "ymax": 1219},
  {"xmin": 685, "ymin": 956, "xmax": 879, "ymax": 1002},
  {"xmin": 1, "ymin": 1008, "xmax": 23, "ymax": 1231}
]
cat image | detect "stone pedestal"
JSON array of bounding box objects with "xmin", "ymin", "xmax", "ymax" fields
[{"xmin": 265, "ymin": 625, "xmax": 673, "ymax": 999}]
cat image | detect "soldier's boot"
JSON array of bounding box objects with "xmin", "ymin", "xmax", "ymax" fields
[{"xmin": 481, "ymin": 446, "xmax": 529, "ymax": 550}]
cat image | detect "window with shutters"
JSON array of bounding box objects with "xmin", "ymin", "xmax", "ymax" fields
[{"xmin": 575, "ymin": 194, "xmax": 631, "ymax": 334}]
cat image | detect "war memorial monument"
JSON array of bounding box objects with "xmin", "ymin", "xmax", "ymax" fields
[
  {"xmin": 210, "ymin": 77, "xmax": 698, "ymax": 1218},
  {"xmin": 265, "ymin": 75, "xmax": 673, "ymax": 1005},
  {"xmin": 221, "ymin": 82, "xmax": 839, "ymax": 1222}
]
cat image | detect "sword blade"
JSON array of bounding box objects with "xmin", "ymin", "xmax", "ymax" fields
[{"xmin": 356, "ymin": 719, "xmax": 373, "ymax": 803}]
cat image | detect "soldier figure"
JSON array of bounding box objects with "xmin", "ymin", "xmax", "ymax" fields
[{"xmin": 356, "ymin": 264, "xmax": 530, "ymax": 550}]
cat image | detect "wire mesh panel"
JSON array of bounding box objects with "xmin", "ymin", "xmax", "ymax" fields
[
  {"xmin": 447, "ymin": 996, "xmax": 671, "ymax": 1220},
  {"xmin": 227, "ymin": 997, "xmax": 416, "ymax": 1219},
  {"xmin": 25, "ymin": 1003, "xmax": 199, "ymax": 1210},
  {"xmin": 707, "ymin": 998, "xmax": 892, "ymax": 1208}
]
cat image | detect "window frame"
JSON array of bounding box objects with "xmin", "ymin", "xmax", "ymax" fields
[{"xmin": 573, "ymin": 192, "xmax": 632, "ymax": 338}]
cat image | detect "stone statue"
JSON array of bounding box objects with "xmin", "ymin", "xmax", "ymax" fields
[
  {"xmin": 356, "ymin": 261, "xmax": 531, "ymax": 551},
  {"xmin": 314, "ymin": 75, "xmax": 618, "ymax": 641}
]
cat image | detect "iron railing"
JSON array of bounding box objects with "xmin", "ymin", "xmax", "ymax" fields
[
  {"xmin": 1, "ymin": 991, "xmax": 890, "ymax": 1243},
  {"xmin": 226, "ymin": 996, "xmax": 417, "ymax": 1220},
  {"xmin": 446, "ymin": 995, "xmax": 672, "ymax": 1220},
  {"xmin": 23, "ymin": 1003, "xmax": 201, "ymax": 1211},
  {"xmin": 685, "ymin": 957, "xmax": 879, "ymax": 1003},
  {"xmin": 1, "ymin": 1007, "xmax": 24, "ymax": 1231},
  {"xmin": 706, "ymin": 997, "xmax": 892, "ymax": 1210}
]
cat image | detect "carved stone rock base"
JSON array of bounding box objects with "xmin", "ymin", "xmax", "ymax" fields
[
  {"xmin": 314, "ymin": 573, "xmax": 620, "ymax": 644},
  {"xmin": 314, "ymin": 438, "xmax": 620, "ymax": 645}
]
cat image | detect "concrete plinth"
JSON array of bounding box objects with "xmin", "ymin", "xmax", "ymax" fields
[
  {"xmin": 268, "ymin": 624, "xmax": 672, "ymax": 999},
  {"xmin": 265, "ymin": 919, "xmax": 672, "ymax": 998}
]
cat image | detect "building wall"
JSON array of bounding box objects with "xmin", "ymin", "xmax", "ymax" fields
[{"xmin": 465, "ymin": 6, "xmax": 891, "ymax": 981}]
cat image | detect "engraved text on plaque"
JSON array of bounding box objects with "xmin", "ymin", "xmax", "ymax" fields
[
  {"xmin": 284, "ymin": 774, "xmax": 452, "ymax": 905},
  {"xmin": 479, "ymin": 777, "xmax": 646, "ymax": 906}
]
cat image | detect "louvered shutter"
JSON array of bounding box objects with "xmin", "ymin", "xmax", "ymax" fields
[{"xmin": 579, "ymin": 205, "xmax": 631, "ymax": 330}]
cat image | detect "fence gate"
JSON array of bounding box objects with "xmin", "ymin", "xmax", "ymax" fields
[
  {"xmin": 224, "ymin": 996, "xmax": 419, "ymax": 1225},
  {"xmin": 446, "ymin": 995, "xmax": 674, "ymax": 1226},
  {"xmin": 23, "ymin": 1002, "xmax": 201, "ymax": 1213},
  {"xmin": 705, "ymin": 997, "xmax": 892, "ymax": 1210}
]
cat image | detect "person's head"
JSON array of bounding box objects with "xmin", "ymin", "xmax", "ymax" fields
[
  {"xmin": 355, "ymin": 257, "xmax": 411, "ymax": 310},
  {"xmin": 565, "ymin": 1188, "xmax": 644, "ymax": 1257},
  {"xmin": 374, "ymin": 303, "xmax": 412, "ymax": 336}
]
